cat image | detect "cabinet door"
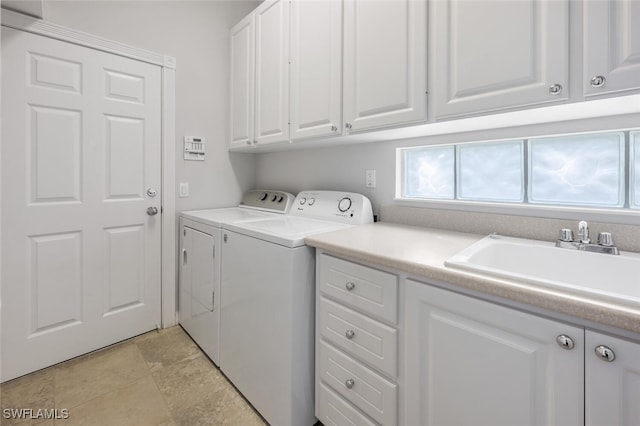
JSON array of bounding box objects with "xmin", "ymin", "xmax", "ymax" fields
[
  {"xmin": 290, "ymin": 0, "xmax": 342, "ymax": 141},
  {"xmin": 583, "ymin": 0, "xmax": 640, "ymax": 97},
  {"xmin": 343, "ymin": 0, "xmax": 427, "ymax": 133},
  {"xmin": 254, "ymin": 0, "xmax": 289, "ymax": 145},
  {"xmin": 586, "ymin": 330, "xmax": 640, "ymax": 426},
  {"xmin": 179, "ymin": 224, "xmax": 219, "ymax": 364},
  {"xmin": 403, "ymin": 280, "xmax": 583, "ymax": 426},
  {"xmin": 229, "ymin": 13, "xmax": 255, "ymax": 148},
  {"xmin": 433, "ymin": 0, "xmax": 569, "ymax": 119}
]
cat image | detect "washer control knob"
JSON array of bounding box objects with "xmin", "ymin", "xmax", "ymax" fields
[
  {"xmin": 308, "ymin": 198, "xmax": 316, "ymax": 206},
  {"xmin": 299, "ymin": 197, "xmax": 307, "ymax": 205},
  {"xmin": 260, "ymin": 192, "xmax": 268, "ymax": 201},
  {"xmin": 338, "ymin": 197, "xmax": 352, "ymax": 212},
  {"xmin": 271, "ymin": 194, "xmax": 278, "ymax": 202},
  {"xmin": 278, "ymin": 196, "xmax": 284, "ymax": 203}
]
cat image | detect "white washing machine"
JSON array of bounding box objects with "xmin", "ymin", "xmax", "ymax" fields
[
  {"xmin": 219, "ymin": 191, "xmax": 373, "ymax": 426},
  {"xmin": 178, "ymin": 190, "xmax": 294, "ymax": 366}
]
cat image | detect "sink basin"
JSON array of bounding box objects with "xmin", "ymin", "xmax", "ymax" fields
[{"xmin": 445, "ymin": 234, "xmax": 640, "ymax": 307}]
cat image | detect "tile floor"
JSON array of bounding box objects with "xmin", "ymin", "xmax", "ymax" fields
[{"xmin": 0, "ymin": 326, "xmax": 267, "ymax": 425}]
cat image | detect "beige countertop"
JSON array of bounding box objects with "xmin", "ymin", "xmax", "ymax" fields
[{"xmin": 305, "ymin": 222, "xmax": 640, "ymax": 337}]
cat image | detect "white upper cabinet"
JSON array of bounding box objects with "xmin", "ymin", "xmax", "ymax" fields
[
  {"xmin": 433, "ymin": 0, "xmax": 569, "ymax": 119},
  {"xmin": 289, "ymin": 0, "xmax": 343, "ymax": 141},
  {"xmin": 229, "ymin": 13, "xmax": 255, "ymax": 149},
  {"xmin": 585, "ymin": 330, "xmax": 640, "ymax": 426},
  {"xmin": 583, "ymin": 0, "xmax": 640, "ymax": 97},
  {"xmin": 254, "ymin": 0, "xmax": 290, "ymax": 145},
  {"xmin": 343, "ymin": 0, "xmax": 427, "ymax": 133}
]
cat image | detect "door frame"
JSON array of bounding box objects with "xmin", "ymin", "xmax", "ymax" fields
[{"xmin": 1, "ymin": 9, "xmax": 178, "ymax": 328}]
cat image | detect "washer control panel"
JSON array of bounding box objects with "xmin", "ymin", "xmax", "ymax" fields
[
  {"xmin": 291, "ymin": 191, "xmax": 373, "ymax": 224},
  {"xmin": 239, "ymin": 190, "xmax": 295, "ymax": 213}
]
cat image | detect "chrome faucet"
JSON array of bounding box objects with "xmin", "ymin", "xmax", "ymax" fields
[
  {"xmin": 556, "ymin": 220, "xmax": 619, "ymax": 255},
  {"xmin": 578, "ymin": 220, "xmax": 590, "ymax": 244}
]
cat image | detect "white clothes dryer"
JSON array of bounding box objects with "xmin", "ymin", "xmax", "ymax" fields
[{"xmin": 178, "ymin": 190, "xmax": 294, "ymax": 366}]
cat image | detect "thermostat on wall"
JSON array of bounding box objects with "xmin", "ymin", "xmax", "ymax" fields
[{"xmin": 184, "ymin": 136, "xmax": 205, "ymax": 161}]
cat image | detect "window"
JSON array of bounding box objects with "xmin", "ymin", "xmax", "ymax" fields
[
  {"xmin": 457, "ymin": 142, "xmax": 523, "ymax": 202},
  {"xmin": 398, "ymin": 130, "xmax": 636, "ymax": 210},
  {"xmin": 528, "ymin": 133, "xmax": 624, "ymax": 207},
  {"xmin": 402, "ymin": 146, "xmax": 454, "ymax": 199}
]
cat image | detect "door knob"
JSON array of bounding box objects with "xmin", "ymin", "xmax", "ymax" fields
[
  {"xmin": 146, "ymin": 187, "xmax": 157, "ymax": 198},
  {"xmin": 147, "ymin": 206, "xmax": 159, "ymax": 216}
]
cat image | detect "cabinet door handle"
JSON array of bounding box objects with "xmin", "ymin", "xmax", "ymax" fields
[
  {"xmin": 590, "ymin": 75, "xmax": 606, "ymax": 88},
  {"xmin": 549, "ymin": 84, "xmax": 563, "ymax": 95},
  {"xmin": 331, "ymin": 125, "xmax": 338, "ymax": 132},
  {"xmin": 345, "ymin": 282, "xmax": 355, "ymax": 291},
  {"xmin": 345, "ymin": 378, "xmax": 355, "ymax": 389},
  {"xmin": 556, "ymin": 334, "xmax": 575, "ymax": 350},
  {"xmin": 594, "ymin": 345, "xmax": 615, "ymax": 362},
  {"xmin": 182, "ymin": 248, "xmax": 187, "ymax": 266},
  {"xmin": 345, "ymin": 329, "xmax": 355, "ymax": 340},
  {"xmin": 345, "ymin": 122, "xmax": 352, "ymax": 130}
]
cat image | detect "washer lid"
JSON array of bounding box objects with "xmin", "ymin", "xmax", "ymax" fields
[
  {"xmin": 224, "ymin": 216, "xmax": 352, "ymax": 248},
  {"xmin": 181, "ymin": 207, "xmax": 275, "ymax": 227}
]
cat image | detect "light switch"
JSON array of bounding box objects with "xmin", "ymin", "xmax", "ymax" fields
[
  {"xmin": 179, "ymin": 182, "xmax": 189, "ymax": 197},
  {"xmin": 365, "ymin": 170, "xmax": 376, "ymax": 188}
]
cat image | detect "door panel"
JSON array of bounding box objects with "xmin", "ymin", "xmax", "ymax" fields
[
  {"xmin": 1, "ymin": 27, "xmax": 162, "ymax": 382},
  {"xmin": 433, "ymin": 0, "xmax": 569, "ymax": 119},
  {"xmin": 583, "ymin": 0, "xmax": 640, "ymax": 96},
  {"xmin": 229, "ymin": 13, "xmax": 255, "ymax": 148}
]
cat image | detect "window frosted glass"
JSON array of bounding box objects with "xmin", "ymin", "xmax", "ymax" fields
[
  {"xmin": 403, "ymin": 146, "xmax": 454, "ymax": 199},
  {"xmin": 633, "ymin": 131, "xmax": 640, "ymax": 208},
  {"xmin": 529, "ymin": 133, "xmax": 624, "ymax": 207},
  {"xmin": 457, "ymin": 141, "xmax": 524, "ymax": 202}
]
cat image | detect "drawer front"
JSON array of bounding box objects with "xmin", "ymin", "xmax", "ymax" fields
[
  {"xmin": 318, "ymin": 341, "xmax": 397, "ymax": 425},
  {"xmin": 319, "ymin": 254, "xmax": 398, "ymax": 323},
  {"xmin": 319, "ymin": 297, "xmax": 397, "ymax": 377},
  {"xmin": 317, "ymin": 382, "xmax": 378, "ymax": 426}
]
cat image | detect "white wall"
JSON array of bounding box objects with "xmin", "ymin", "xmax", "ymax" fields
[{"xmin": 45, "ymin": 0, "xmax": 259, "ymax": 211}]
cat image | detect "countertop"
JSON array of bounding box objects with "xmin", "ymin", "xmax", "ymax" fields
[{"xmin": 305, "ymin": 222, "xmax": 640, "ymax": 337}]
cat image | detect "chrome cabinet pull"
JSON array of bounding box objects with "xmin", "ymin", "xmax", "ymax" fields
[
  {"xmin": 556, "ymin": 335, "xmax": 575, "ymax": 350},
  {"xmin": 595, "ymin": 345, "xmax": 615, "ymax": 362},
  {"xmin": 345, "ymin": 282, "xmax": 355, "ymax": 291},
  {"xmin": 590, "ymin": 75, "xmax": 606, "ymax": 88},
  {"xmin": 345, "ymin": 329, "xmax": 355, "ymax": 340},
  {"xmin": 345, "ymin": 378, "xmax": 355, "ymax": 389},
  {"xmin": 549, "ymin": 84, "xmax": 563, "ymax": 95}
]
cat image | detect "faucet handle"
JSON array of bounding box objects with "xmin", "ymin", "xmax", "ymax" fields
[
  {"xmin": 559, "ymin": 228, "xmax": 574, "ymax": 242},
  {"xmin": 597, "ymin": 232, "xmax": 614, "ymax": 247}
]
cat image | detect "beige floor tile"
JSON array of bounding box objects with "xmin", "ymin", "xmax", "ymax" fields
[
  {"xmin": 136, "ymin": 326, "xmax": 201, "ymax": 372},
  {"xmin": 54, "ymin": 342, "xmax": 149, "ymax": 409},
  {"xmin": 0, "ymin": 369, "xmax": 55, "ymax": 426},
  {"xmin": 151, "ymin": 354, "xmax": 227, "ymax": 412},
  {"xmin": 58, "ymin": 376, "xmax": 172, "ymax": 426},
  {"xmin": 169, "ymin": 392, "xmax": 266, "ymax": 426}
]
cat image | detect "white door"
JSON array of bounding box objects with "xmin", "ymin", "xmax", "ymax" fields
[
  {"xmin": 343, "ymin": 0, "xmax": 427, "ymax": 133},
  {"xmin": 432, "ymin": 0, "xmax": 569, "ymax": 119},
  {"xmin": 179, "ymin": 220, "xmax": 219, "ymax": 365},
  {"xmin": 289, "ymin": 0, "xmax": 342, "ymax": 141},
  {"xmin": 404, "ymin": 280, "xmax": 584, "ymax": 426},
  {"xmin": 254, "ymin": 0, "xmax": 289, "ymax": 146},
  {"xmin": 229, "ymin": 12, "xmax": 255, "ymax": 149},
  {"xmin": 585, "ymin": 330, "xmax": 640, "ymax": 426},
  {"xmin": 583, "ymin": 0, "xmax": 640, "ymax": 97},
  {"xmin": 1, "ymin": 27, "xmax": 162, "ymax": 382}
]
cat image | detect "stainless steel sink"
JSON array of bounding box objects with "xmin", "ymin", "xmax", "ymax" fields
[{"xmin": 445, "ymin": 234, "xmax": 640, "ymax": 307}]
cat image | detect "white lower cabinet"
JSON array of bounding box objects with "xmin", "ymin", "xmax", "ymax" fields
[
  {"xmin": 586, "ymin": 330, "xmax": 640, "ymax": 426},
  {"xmin": 315, "ymin": 252, "xmax": 640, "ymax": 425},
  {"xmin": 403, "ymin": 279, "xmax": 584, "ymax": 426},
  {"xmin": 316, "ymin": 254, "xmax": 399, "ymax": 426}
]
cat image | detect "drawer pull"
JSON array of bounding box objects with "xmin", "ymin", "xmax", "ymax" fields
[
  {"xmin": 345, "ymin": 378, "xmax": 355, "ymax": 389},
  {"xmin": 345, "ymin": 282, "xmax": 355, "ymax": 291},
  {"xmin": 345, "ymin": 329, "xmax": 355, "ymax": 339}
]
